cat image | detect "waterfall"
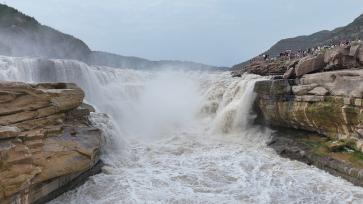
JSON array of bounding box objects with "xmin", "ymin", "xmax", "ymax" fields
[
  {"xmin": 0, "ymin": 55, "xmax": 260, "ymax": 139},
  {"xmin": 0, "ymin": 55, "xmax": 363, "ymax": 204},
  {"xmin": 210, "ymin": 74, "xmax": 263, "ymax": 133}
]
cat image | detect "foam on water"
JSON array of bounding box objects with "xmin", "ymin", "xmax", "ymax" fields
[{"xmin": 1, "ymin": 56, "xmax": 363, "ymax": 203}]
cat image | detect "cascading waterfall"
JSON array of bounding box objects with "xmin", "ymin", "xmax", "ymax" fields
[{"xmin": 1, "ymin": 55, "xmax": 363, "ymax": 203}]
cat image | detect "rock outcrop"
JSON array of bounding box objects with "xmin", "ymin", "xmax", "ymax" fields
[
  {"xmin": 254, "ymin": 69, "xmax": 363, "ymax": 152},
  {"xmin": 232, "ymin": 57, "xmax": 291, "ymax": 76},
  {"xmin": 268, "ymin": 130, "xmax": 363, "ymax": 187},
  {"xmin": 294, "ymin": 54, "xmax": 325, "ymax": 77},
  {"xmin": 253, "ymin": 67, "xmax": 363, "ymax": 186},
  {"xmin": 230, "ymin": 10, "xmax": 363, "ymax": 188},
  {"xmin": 233, "ymin": 41, "xmax": 363, "ymax": 78},
  {"xmin": 0, "ymin": 82, "xmax": 102, "ymax": 204}
]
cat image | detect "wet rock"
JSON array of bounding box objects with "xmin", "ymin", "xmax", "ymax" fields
[
  {"xmin": 327, "ymin": 141, "xmax": 348, "ymax": 152},
  {"xmin": 254, "ymin": 79, "xmax": 292, "ymax": 96},
  {"xmin": 268, "ymin": 131, "xmax": 363, "ymax": 187},
  {"xmin": 231, "ymin": 70, "xmax": 242, "ymax": 78},
  {"xmin": 81, "ymin": 103, "xmax": 96, "ymax": 112}
]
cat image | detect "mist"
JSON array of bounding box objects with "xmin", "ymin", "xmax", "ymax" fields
[{"xmin": 1, "ymin": 2, "xmax": 363, "ymax": 203}]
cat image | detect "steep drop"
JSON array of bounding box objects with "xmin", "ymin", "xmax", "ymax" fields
[{"xmin": 0, "ymin": 56, "xmax": 363, "ymax": 203}]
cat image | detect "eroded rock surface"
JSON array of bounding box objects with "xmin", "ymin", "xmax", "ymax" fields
[
  {"xmin": 0, "ymin": 82, "xmax": 102, "ymax": 204},
  {"xmin": 254, "ymin": 70, "xmax": 363, "ymax": 153},
  {"xmin": 295, "ymin": 54, "xmax": 325, "ymax": 77}
]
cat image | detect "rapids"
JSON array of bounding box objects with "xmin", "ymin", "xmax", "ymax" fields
[{"xmin": 1, "ymin": 56, "xmax": 363, "ymax": 203}]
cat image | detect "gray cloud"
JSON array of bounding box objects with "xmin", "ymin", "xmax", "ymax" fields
[{"xmin": 3, "ymin": 0, "xmax": 363, "ymax": 66}]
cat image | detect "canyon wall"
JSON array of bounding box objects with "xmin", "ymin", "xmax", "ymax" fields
[
  {"xmin": 0, "ymin": 82, "xmax": 102, "ymax": 204},
  {"xmin": 253, "ymin": 42, "xmax": 363, "ymax": 152},
  {"xmin": 250, "ymin": 43, "xmax": 363, "ymax": 186},
  {"xmin": 254, "ymin": 70, "xmax": 363, "ymax": 150}
]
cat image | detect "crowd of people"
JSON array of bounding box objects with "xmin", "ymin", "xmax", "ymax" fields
[{"xmin": 250, "ymin": 39, "xmax": 360, "ymax": 64}]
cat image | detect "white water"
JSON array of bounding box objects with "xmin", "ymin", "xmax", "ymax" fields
[{"xmin": 1, "ymin": 56, "xmax": 363, "ymax": 203}]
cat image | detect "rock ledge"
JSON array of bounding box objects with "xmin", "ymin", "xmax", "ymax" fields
[{"xmin": 0, "ymin": 82, "xmax": 103, "ymax": 204}]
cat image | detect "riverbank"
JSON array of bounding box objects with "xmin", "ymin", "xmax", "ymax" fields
[
  {"xmin": 268, "ymin": 129, "xmax": 363, "ymax": 187},
  {"xmin": 0, "ymin": 82, "xmax": 103, "ymax": 204},
  {"xmin": 240, "ymin": 41, "xmax": 363, "ymax": 187}
]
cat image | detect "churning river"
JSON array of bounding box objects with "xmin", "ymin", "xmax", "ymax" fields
[{"xmin": 1, "ymin": 56, "xmax": 363, "ymax": 203}]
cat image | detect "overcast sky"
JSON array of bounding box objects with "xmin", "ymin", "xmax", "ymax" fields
[{"xmin": 3, "ymin": 0, "xmax": 363, "ymax": 66}]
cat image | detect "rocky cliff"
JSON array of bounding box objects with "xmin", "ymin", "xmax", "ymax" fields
[
  {"xmin": 0, "ymin": 82, "xmax": 102, "ymax": 204},
  {"xmin": 254, "ymin": 70, "xmax": 363, "ymax": 149},
  {"xmin": 250, "ymin": 42, "xmax": 363, "ymax": 186},
  {"xmin": 253, "ymin": 41, "xmax": 363, "ymax": 149}
]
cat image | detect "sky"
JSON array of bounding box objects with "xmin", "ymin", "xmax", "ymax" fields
[{"xmin": 3, "ymin": 0, "xmax": 363, "ymax": 67}]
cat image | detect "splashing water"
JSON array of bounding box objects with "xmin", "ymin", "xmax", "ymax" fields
[{"xmin": 1, "ymin": 56, "xmax": 363, "ymax": 204}]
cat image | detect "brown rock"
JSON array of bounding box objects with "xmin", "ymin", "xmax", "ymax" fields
[
  {"xmin": 358, "ymin": 45, "xmax": 363, "ymax": 64},
  {"xmin": 295, "ymin": 54, "xmax": 326, "ymax": 77},
  {"xmin": 283, "ymin": 67, "xmax": 295, "ymax": 79},
  {"xmin": 342, "ymin": 55, "xmax": 359, "ymax": 68},
  {"xmin": 299, "ymin": 95, "xmax": 325, "ymax": 102},
  {"xmin": 356, "ymin": 129, "xmax": 363, "ymax": 138},
  {"xmin": 292, "ymin": 84, "xmax": 318, "ymax": 95},
  {"xmin": 308, "ymin": 87, "xmax": 329, "ymax": 96},
  {"xmin": 0, "ymin": 126, "xmax": 21, "ymax": 139},
  {"xmin": 0, "ymin": 82, "xmax": 103, "ymax": 203},
  {"xmin": 324, "ymin": 48, "xmax": 341, "ymax": 64},
  {"xmin": 287, "ymin": 59, "xmax": 300, "ymax": 68},
  {"xmin": 323, "ymin": 45, "xmax": 361, "ymax": 69},
  {"xmin": 349, "ymin": 44, "xmax": 361, "ymax": 57},
  {"xmin": 300, "ymin": 70, "xmax": 363, "ymax": 98}
]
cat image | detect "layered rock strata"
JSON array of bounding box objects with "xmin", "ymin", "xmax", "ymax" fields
[
  {"xmin": 0, "ymin": 82, "xmax": 102, "ymax": 204},
  {"xmin": 254, "ymin": 69, "xmax": 363, "ymax": 152}
]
